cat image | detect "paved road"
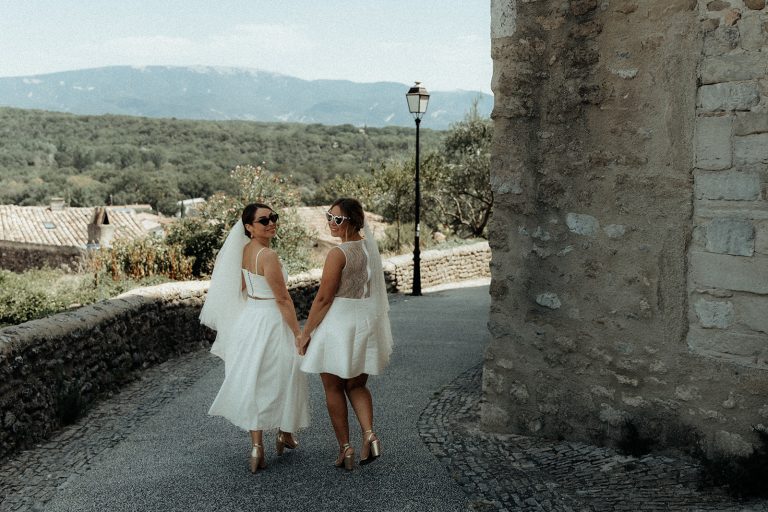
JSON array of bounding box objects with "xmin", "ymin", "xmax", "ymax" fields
[{"xmin": 18, "ymin": 284, "xmax": 490, "ymax": 512}]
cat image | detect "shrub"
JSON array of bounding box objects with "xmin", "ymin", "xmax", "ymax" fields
[
  {"xmin": 87, "ymin": 236, "xmax": 194, "ymax": 281},
  {"xmin": 0, "ymin": 268, "xmax": 172, "ymax": 328},
  {"xmin": 169, "ymin": 164, "xmax": 314, "ymax": 275}
]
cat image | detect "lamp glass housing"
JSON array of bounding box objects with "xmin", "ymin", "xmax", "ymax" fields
[{"xmin": 406, "ymin": 82, "xmax": 430, "ymax": 117}]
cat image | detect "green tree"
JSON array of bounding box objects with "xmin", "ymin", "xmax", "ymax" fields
[
  {"xmin": 432, "ymin": 101, "xmax": 493, "ymax": 238},
  {"xmin": 167, "ymin": 164, "xmax": 314, "ymax": 275}
]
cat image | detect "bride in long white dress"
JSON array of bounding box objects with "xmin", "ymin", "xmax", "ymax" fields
[{"xmin": 200, "ymin": 203, "xmax": 309, "ymax": 473}]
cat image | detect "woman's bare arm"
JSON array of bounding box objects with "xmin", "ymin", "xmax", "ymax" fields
[
  {"xmin": 261, "ymin": 249, "xmax": 301, "ymax": 337},
  {"xmin": 299, "ymin": 247, "xmax": 345, "ymax": 349}
]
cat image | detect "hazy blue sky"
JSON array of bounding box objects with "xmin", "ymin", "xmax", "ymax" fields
[{"xmin": 0, "ymin": 0, "xmax": 492, "ymax": 93}]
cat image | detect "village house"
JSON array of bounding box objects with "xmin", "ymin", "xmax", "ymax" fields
[{"xmin": 0, "ymin": 199, "xmax": 162, "ymax": 273}]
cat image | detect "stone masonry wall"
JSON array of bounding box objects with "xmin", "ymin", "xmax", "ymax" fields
[
  {"xmin": 0, "ymin": 241, "xmax": 85, "ymax": 273},
  {"xmin": 0, "ymin": 243, "xmax": 490, "ymax": 460},
  {"xmin": 485, "ymin": 0, "xmax": 768, "ymax": 455},
  {"xmin": 688, "ymin": 1, "xmax": 768, "ymax": 369},
  {"xmin": 0, "ymin": 282, "xmax": 212, "ymax": 460}
]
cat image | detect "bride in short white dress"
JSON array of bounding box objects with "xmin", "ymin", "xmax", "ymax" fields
[
  {"xmin": 298, "ymin": 198, "xmax": 392, "ymax": 471},
  {"xmin": 200, "ymin": 203, "xmax": 309, "ymax": 473}
]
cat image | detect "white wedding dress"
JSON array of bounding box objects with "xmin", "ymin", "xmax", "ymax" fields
[
  {"xmin": 208, "ymin": 252, "xmax": 309, "ymax": 432},
  {"xmin": 300, "ymin": 239, "xmax": 393, "ymax": 378}
]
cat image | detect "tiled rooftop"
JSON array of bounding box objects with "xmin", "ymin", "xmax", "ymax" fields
[{"xmin": 0, "ymin": 205, "xmax": 150, "ymax": 248}]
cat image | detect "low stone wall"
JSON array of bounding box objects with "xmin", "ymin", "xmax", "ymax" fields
[
  {"xmin": 0, "ymin": 241, "xmax": 85, "ymax": 273},
  {"xmin": 384, "ymin": 242, "xmax": 492, "ymax": 294},
  {"xmin": 0, "ymin": 282, "xmax": 211, "ymax": 460},
  {"xmin": 0, "ymin": 242, "xmax": 490, "ymax": 460}
]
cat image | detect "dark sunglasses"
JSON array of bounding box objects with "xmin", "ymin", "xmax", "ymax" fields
[
  {"xmin": 325, "ymin": 212, "xmax": 350, "ymax": 225},
  {"xmin": 254, "ymin": 212, "xmax": 279, "ymax": 226}
]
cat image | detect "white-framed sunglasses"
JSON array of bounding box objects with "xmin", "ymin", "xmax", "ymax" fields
[{"xmin": 325, "ymin": 211, "xmax": 350, "ymax": 225}]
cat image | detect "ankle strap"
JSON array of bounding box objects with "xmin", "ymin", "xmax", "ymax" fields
[{"xmin": 252, "ymin": 443, "xmax": 263, "ymax": 448}]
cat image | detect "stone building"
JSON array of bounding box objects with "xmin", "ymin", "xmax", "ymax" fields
[
  {"xmin": 485, "ymin": 0, "xmax": 768, "ymax": 455},
  {"xmin": 0, "ymin": 203, "xmax": 155, "ymax": 272}
]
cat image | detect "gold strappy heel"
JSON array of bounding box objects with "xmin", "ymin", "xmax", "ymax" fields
[
  {"xmin": 276, "ymin": 430, "xmax": 298, "ymax": 456},
  {"xmin": 249, "ymin": 443, "xmax": 267, "ymax": 473},
  {"xmin": 360, "ymin": 429, "xmax": 381, "ymax": 465},
  {"xmin": 334, "ymin": 443, "xmax": 354, "ymax": 471}
]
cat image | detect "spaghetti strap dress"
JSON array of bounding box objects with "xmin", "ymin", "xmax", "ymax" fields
[{"xmin": 208, "ymin": 249, "xmax": 309, "ymax": 432}]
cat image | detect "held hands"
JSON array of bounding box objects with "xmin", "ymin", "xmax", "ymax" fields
[{"xmin": 295, "ymin": 332, "xmax": 311, "ymax": 355}]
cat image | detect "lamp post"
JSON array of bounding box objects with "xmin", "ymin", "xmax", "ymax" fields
[{"xmin": 406, "ymin": 81, "xmax": 430, "ymax": 296}]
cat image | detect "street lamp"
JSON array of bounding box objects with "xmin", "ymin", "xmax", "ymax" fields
[{"xmin": 405, "ymin": 81, "xmax": 430, "ymax": 296}]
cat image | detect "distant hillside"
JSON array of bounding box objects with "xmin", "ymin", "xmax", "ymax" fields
[
  {"xmin": 0, "ymin": 106, "xmax": 444, "ymax": 214},
  {"xmin": 0, "ymin": 66, "xmax": 492, "ymax": 130}
]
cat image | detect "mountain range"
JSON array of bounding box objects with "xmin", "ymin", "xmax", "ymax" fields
[{"xmin": 0, "ymin": 66, "xmax": 492, "ymax": 129}]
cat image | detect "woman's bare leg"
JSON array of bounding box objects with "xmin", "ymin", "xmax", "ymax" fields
[
  {"xmin": 345, "ymin": 373, "xmax": 373, "ymax": 432},
  {"xmin": 320, "ymin": 373, "xmax": 350, "ymax": 451}
]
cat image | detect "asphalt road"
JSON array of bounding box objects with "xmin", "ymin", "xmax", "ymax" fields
[{"xmin": 42, "ymin": 283, "xmax": 491, "ymax": 512}]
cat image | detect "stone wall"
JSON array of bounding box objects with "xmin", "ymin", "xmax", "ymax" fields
[
  {"xmin": 384, "ymin": 242, "xmax": 492, "ymax": 294},
  {"xmin": 485, "ymin": 0, "xmax": 768, "ymax": 456},
  {"xmin": 0, "ymin": 241, "xmax": 85, "ymax": 273},
  {"xmin": 0, "ymin": 243, "xmax": 490, "ymax": 460},
  {"xmin": 689, "ymin": 1, "xmax": 768, "ymax": 368},
  {"xmin": 0, "ymin": 282, "xmax": 211, "ymax": 460}
]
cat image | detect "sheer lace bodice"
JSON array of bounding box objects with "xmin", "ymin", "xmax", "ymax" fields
[{"xmin": 335, "ymin": 240, "xmax": 370, "ymax": 299}]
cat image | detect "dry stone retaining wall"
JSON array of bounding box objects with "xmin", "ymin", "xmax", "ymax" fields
[
  {"xmin": 486, "ymin": 0, "xmax": 768, "ymax": 456},
  {"xmin": 0, "ymin": 243, "xmax": 490, "ymax": 460}
]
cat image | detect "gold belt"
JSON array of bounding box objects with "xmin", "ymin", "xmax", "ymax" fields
[{"xmin": 247, "ymin": 295, "xmax": 274, "ymax": 300}]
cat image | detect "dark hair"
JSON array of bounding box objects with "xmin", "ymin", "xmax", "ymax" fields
[
  {"xmin": 242, "ymin": 202, "xmax": 273, "ymax": 236},
  {"xmin": 331, "ymin": 197, "xmax": 364, "ymax": 232}
]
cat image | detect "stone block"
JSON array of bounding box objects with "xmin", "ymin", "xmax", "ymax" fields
[
  {"xmin": 700, "ymin": 54, "xmax": 767, "ymax": 84},
  {"xmin": 694, "ymin": 298, "xmax": 735, "ymax": 328},
  {"xmin": 698, "ymin": 82, "xmax": 760, "ymax": 111},
  {"xmin": 490, "ymin": 173, "xmax": 523, "ymax": 195},
  {"xmin": 687, "ymin": 325, "xmax": 768, "ymax": 369},
  {"xmin": 734, "ymin": 295, "xmax": 768, "ymax": 333},
  {"xmin": 603, "ymin": 224, "xmax": 626, "ymax": 239},
  {"xmin": 713, "ymin": 430, "xmax": 755, "ymax": 457},
  {"xmin": 694, "ymin": 116, "xmax": 732, "ymax": 170},
  {"xmin": 536, "ymin": 292, "xmax": 561, "ymax": 309},
  {"xmin": 695, "ymin": 171, "xmax": 761, "ymax": 200},
  {"xmin": 566, "ymin": 213, "xmax": 599, "ymax": 236},
  {"xmin": 491, "ymin": 0, "xmax": 517, "ymax": 39},
  {"xmin": 734, "ymin": 133, "xmax": 768, "ymax": 165},
  {"xmin": 740, "ymin": 14, "xmax": 768, "ymax": 50},
  {"xmin": 734, "ymin": 113, "xmax": 768, "ymax": 135},
  {"xmin": 745, "ymin": 0, "xmax": 767, "ymax": 10},
  {"xmin": 481, "ymin": 402, "xmax": 511, "ymax": 429},
  {"xmin": 757, "ymin": 221, "xmax": 768, "ymax": 254},
  {"xmin": 689, "ymin": 251, "xmax": 768, "ymax": 293},
  {"xmin": 703, "ymin": 25, "xmax": 740, "ymax": 56},
  {"xmin": 705, "ymin": 217, "xmax": 755, "ymax": 256},
  {"xmin": 599, "ymin": 404, "xmax": 629, "ymax": 427}
]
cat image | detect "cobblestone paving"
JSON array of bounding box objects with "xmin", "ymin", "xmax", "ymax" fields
[
  {"xmin": 4, "ymin": 348, "xmax": 768, "ymax": 512},
  {"xmin": 418, "ymin": 364, "xmax": 768, "ymax": 512},
  {"xmin": 0, "ymin": 350, "xmax": 217, "ymax": 512}
]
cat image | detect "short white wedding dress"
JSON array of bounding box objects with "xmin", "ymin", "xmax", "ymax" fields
[
  {"xmin": 300, "ymin": 240, "xmax": 392, "ymax": 378},
  {"xmin": 208, "ymin": 251, "xmax": 309, "ymax": 432}
]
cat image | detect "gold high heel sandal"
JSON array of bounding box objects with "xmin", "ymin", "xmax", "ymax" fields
[
  {"xmin": 249, "ymin": 443, "xmax": 267, "ymax": 473},
  {"xmin": 334, "ymin": 443, "xmax": 354, "ymax": 471},
  {"xmin": 276, "ymin": 430, "xmax": 299, "ymax": 456},
  {"xmin": 360, "ymin": 429, "xmax": 381, "ymax": 465}
]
